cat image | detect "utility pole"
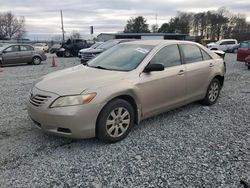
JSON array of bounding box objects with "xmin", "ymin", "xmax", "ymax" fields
[
  {"xmin": 156, "ymin": 13, "xmax": 158, "ymax": 26},
  {"xmin": 60, "ymin": 10, "xmax": 65, "ymax": 42}
]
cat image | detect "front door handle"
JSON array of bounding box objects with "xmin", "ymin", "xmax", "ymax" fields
[
  {"xmin": 209, "ymin": 63, "xmax": 214, "ymax": 67},
  {"xmin": 178, "ymin": 70, "xmax": 185, "ymax": 75}
]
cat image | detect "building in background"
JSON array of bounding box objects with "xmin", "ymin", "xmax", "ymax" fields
[{"xmin": 97, "ymin": 33, "xmax": 187, "ymax": 41}]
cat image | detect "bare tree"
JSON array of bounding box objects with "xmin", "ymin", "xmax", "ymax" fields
[
  {"xmin": 151, "ymin": 24, "xmax": 159, "ymax": 32},
  {"xmin": 0, "ymin": 12, "xmax": 26, "ymax": 39},
  {"xmin": 71, "ymin": 30, "xmax": 81, "ymax": 39}
]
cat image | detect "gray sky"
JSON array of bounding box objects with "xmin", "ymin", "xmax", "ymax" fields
[{"xmin": 1, "ymin": 0, "xmax": 250, "ymax": 40}]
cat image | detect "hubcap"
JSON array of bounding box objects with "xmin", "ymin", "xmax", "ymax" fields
[
  {"xmin": 106, "ymin": 107, "xmax": 130, "ymax": 138},
  {"xmin": 33, "ymin": 58, "xmax": 40, "ymax": 64},
  {"xmin": 208, "ymin": 82, "xmax": 219, "ymax": 102},
  {"xmin": 65, "ymin": 51, "xmax": 70, "ymax": 57}
]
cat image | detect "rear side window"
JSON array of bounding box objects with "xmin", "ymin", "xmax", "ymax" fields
[
  {"xmin": 220, "ymin": 41, "xmax": 236, "ymax": 45},
  {"xmin": 180, "ymin": 44, "xmax": 203, "ymax": 64},
  {"xmin": 20, "ymin": 45, "xmax": 34, "ymax": 51},
  {"xmin": 150, "ymin": 44, "xmax": 182, "ymax": 68}
]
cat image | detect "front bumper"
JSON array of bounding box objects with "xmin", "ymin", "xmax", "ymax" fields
[{"xmin": 27, "ymin": 87, "xmax": 102, "ymax": 139}]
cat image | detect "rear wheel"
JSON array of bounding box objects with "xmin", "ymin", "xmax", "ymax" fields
[
  {"xmin": 64, "ymin": 50, "xmax": 71, "ymax": 57},
  {"xmin": 97, "ymin": 99, "xmax": 135, "ymax": 143},
  {"xmin": 32, "ymin": 57, "xmax": 41, "ymax": 65},
  {"xmin": 202, "ymin": 78, "xmax": 221, "ymax": 106},
  {"xmin": 56, "ymin": 51, "xmax": 63, "ymax": 57}
]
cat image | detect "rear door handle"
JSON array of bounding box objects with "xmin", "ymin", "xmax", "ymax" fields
[
  {"xmin": 209, "ymin": 63, "xmax": 214, "ymax": 67},
  {"xmin": 178, "ymin": 70, "xmax": 185, "ymax": 75}
]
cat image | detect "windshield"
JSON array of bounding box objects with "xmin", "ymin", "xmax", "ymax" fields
[
  {"xmin": 88, "ymin": 44, "xmax": 154, "ymax": 71},
  {"xmin": 97, "ymin": 40, "xmax": 119, "ymax": 50}
]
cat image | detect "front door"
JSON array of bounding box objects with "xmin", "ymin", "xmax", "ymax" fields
[
  {"xmin": 137, "ymin": 44, "xmax": 186, "ymax": 118},
  {"xmin": 2, "ymin": 45, "xmax": 20, "ymax": 64}
]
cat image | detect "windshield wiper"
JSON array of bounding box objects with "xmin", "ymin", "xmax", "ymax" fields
[
  {"xmin": 82, "ymin": 62, "xmax": 88, "ymax": 66},
  {"xmin": 93, "ymin": 66, "xmax": 108, "ymax": 70}
]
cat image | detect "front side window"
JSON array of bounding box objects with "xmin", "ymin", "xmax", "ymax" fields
[
  {"xmin": 180, "ymin": 44, "xmax": 203, "ymax": 64},
  {"xmin": 5, "ymin": 45, "xmax": 19, "ymax": 52},
  {"xmin": 88, "ymin": 44, "xmax": 153, "ymax": 71},
  {"xmin": 150, "ymin": 44, "xmax": 182, "ymax": 68}
]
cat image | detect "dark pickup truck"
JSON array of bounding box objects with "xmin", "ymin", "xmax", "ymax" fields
[{"xmin": 50, "ymin": 39, "xmax": 89, "ymax": 57}]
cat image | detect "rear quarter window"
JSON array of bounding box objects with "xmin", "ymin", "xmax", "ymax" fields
[{"xmin": 180, "ymin": 44, "xmax": 203, "ymax": 64}]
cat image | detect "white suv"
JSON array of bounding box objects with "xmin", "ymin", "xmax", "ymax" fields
[{"xmin": 207, "ymin": 39, "xmax": 238, "ymax": 52}]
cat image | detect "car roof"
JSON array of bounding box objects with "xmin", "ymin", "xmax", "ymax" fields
[
  {"xmin": 122, "ymin": 40, "xmax": 199, "ymax": 46},
  {"xmin": 220, "ymin": 39, "xmax": 237, "ymax": 41}
]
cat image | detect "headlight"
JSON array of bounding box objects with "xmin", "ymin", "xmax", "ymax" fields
[{"xmin": 50, "ymin": 93, "xmax": 96, "ymax": 108}]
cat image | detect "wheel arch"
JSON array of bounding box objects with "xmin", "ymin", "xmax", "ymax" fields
[
  {"xmin": 95, "ymin": 94, "xmax": 140, "ymax": 136},
  {"xmin": 214, "ymin": 75, "xmax": 224, "ymax": 87}
]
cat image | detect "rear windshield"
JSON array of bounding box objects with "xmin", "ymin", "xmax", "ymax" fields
[{"xmin": 239, "ymin": 42, "xmax": 250, "ymax": 49}]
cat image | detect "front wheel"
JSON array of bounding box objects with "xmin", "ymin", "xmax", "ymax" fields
[
  {"xmin": 32, "ymin": 57, "xmax": 41, "ymax": 65},
  {"xmin": 97, "ymin": 99, "xmax": 135, "ymax": 143},
  {"xmin": 202, "ymin": 78, "xmax": 221, "ymax": 106}
]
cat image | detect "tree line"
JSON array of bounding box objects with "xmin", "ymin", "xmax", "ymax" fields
[
  {"xmin": 0, "ymin": 12, "xmax": 26, "ymax": 40},
  {"xmin": 124, "ymin": 7, "xmax": 250, "ymax": 42}
]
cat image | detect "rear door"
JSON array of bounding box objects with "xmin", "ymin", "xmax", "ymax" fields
[
  {"xmin": 19, "ymin": 45, "xmax": 34, "ymax": 63},
  {"xmin": 179, "ymin": 44, "xmax": 214, "ymax": 102},
  {"xmin": 2, "ymin": 45, "xmax": 20, "ymax": 64},
  {"xmin": 138, "ymin": 44, "xmax": 186, "ymax": 118}
]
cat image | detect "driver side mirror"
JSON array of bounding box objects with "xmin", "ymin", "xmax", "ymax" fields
[{"xmin": 144, "ymin": 63, "xmax": 164, "ymax": 73}]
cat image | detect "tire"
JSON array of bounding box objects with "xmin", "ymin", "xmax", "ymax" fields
[
  {"xmin": 233, "ymin": 48, "xmax": 238, "ymax": 53},
  {"xmin": 32, "ymin": 56, "xmax": 41, "ymax": 65},
  {"xmin": 56, "ymin": 51, "xmax": 63, "ymax": 57},
  {"xmin": 64, "ymin": 50, "xmax": 71, "ymax": 57},
  {"xmin": 97, "ymin": 99, "xmax": 135, "ymax": 143},
  {"xmin": 202, "ymin": 78, "xmax": 221, "ymax": 106},
  {"xmin": 248, "ymin": 66, "xmax": 250, "ymax": 70}
]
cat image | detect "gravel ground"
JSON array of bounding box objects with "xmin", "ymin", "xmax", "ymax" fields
[{"xmin": 0, "ymin": 53, "xmax": 249, "ymax": 188}]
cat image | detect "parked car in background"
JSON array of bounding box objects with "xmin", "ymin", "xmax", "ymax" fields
[
  {"xmin": 207, "ymin": 39, "xmax": 238, "ymax": 52},
  {"xmin": 28, "ymin": 40, "xmax": 225, "ymax": 142},
  {"xmin": 33, "ymin": 43, "xmax": 49, "ymax": 52},
  {"xmin": 80, "ymin": 39, "xmax": 135, "ymax": 63},
  {"xmin": 0, "ymin": 44, "xmax": 47, "ymax": 65},
  {"xmin": 50, "ymin": 39, "xmax": 89, "ymax": 57},
  {"xmin": 237, "ymin": 40, "xmax": 250, "ymax": 62},
  {"xmin": 78, "ymin": 42, "xmax": 104, "ymax": 58},
  {"xmin": 226, "ymin": 43, "xmax": 239, "ymax": 53},
  {"xmin": 245, "ymin": 55, "xmax": 250, "ymax": 70}
]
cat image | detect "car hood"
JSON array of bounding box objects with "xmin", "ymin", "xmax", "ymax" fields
[
  {"xmin": 83, "ymin": 48, "xmax": 104, "ymax": 54},
  {"xmin": 35, "ymin": 65, "xmax": 127, "ymax": 96},
  {"xmin": 79, "ymin": 48, "xmax": 91, "ymax": 53}
]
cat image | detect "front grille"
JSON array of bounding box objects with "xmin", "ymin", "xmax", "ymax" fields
[{"xmin": 29, "ymin": 94, "xmax": 51, "ymax": 107}]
